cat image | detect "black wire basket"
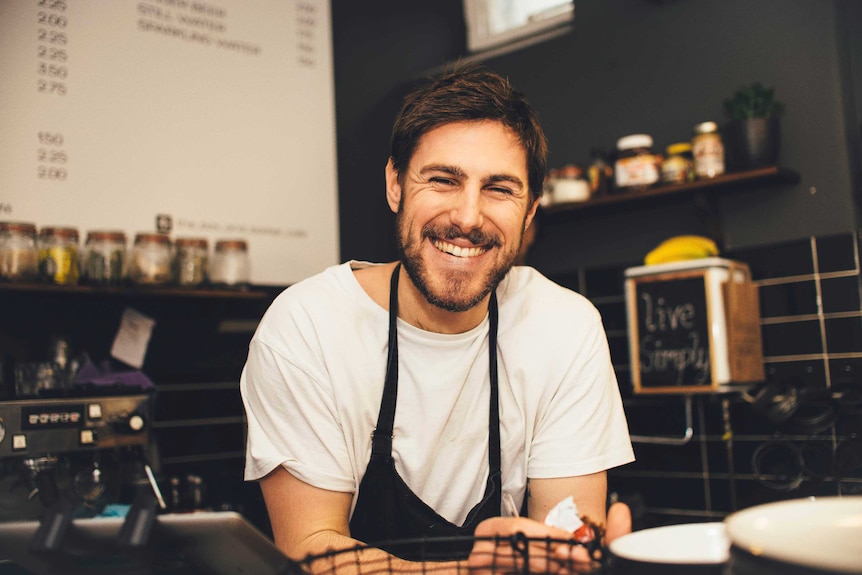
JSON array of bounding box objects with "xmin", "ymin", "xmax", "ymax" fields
[{"xmin": 282, "ymin": 534, "xmax": 607, "ymax": 575}]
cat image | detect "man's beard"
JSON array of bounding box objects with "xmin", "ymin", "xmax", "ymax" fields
[{"xmin": 395, "ymin": 213, "xmax": 521, "ymax": 312}]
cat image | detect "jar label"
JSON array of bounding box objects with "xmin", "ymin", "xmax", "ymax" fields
[{"xmin": 615, "ymin": 155, "xmax": 660, "ymax": 188}]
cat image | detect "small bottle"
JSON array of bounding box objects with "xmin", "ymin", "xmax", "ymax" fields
[
  {"xmin": 83, "ymin": 230, "xmax": 127, "ymax": 286},
  {"xmin": 614, "ymin": 134, "xmax": 661, "ymax": 192},
  {"xmin": 0, "ymin": 221, "xmax": 40, "ymax": 282},
  {"xmin": 129, "ymin": 232, "xmax": 173, "ymax": 286},
  {"xmin": 661, "ymin": 143, "xmax": 696, "ymax": 184},
  {"xmin": 38, "ymin": 226, "xmax": 80, "ymax": 285},
  {"xmin": 173, "ymin": 237, "xmax": 209, "ymax": 288},
  {"xmin": 692, "ymin": 121, "xmax": 726, "ymax": 179},
  {"xmin": 210, "ymin": 239, "xmax": 250, "ymax": 288},
  {"xmin": 587, "ymin": 148, "xmax": 613, "ymax": 197}
]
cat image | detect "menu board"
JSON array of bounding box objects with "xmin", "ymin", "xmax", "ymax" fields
[
  {"xmin": 628, "ymin": 273, "xmax": 713, "ymax": 392},
  {"xmin": 0, "ymin": 0, "xmax": 339, "ymax": 286}
]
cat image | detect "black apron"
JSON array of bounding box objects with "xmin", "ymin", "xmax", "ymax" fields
[{"xmin": 348, "ymin": 264, "xmax": 503, "ymax": 561}]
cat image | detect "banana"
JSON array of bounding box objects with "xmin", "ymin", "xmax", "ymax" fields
[{"xmin": 644, "ymin": 235, "xmax": 719, "ymax": 266}]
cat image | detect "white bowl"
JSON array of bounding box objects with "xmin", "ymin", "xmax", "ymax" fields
[
  {"xmin": 609, "ymin": 522, "xmax": 729, "ymax": 564},
  {"xmin": 725, "ymin": 496, "xmax": 862, "ymax": 573}
]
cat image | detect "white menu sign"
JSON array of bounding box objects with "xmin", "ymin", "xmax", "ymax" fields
[{"xmin": 0, "ymin": 0, "xmax": 339, "ymax": 285}]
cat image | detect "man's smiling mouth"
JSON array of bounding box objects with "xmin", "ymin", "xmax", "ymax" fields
[{"xmin": 432, "ymin": 239, "xmax": 488, "ymax": 258}]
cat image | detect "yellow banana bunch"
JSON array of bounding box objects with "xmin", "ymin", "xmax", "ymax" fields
[{"xmin": 644, "ymin": 235, "xmax": 719, "ymax": 265}]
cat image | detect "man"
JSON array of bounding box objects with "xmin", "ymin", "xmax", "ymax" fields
[{"xmin": 241, "ymin": 66, "xmax": 635, "ymax": 572}]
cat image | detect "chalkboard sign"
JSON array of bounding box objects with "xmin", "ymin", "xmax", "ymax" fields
[{"xmin": 627, "ymin": 272, "xmax": 714, "ymax": 392}]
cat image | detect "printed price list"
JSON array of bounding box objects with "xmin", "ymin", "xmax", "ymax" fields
[
  {"xmin": 35, "ymin": 0, "xmax": 69, "ymax": 182},
  {"xmin": 295, "ymin": 2, "xmax": 317, "ymax": 67}
]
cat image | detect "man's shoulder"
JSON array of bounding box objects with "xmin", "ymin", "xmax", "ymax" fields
[{"xmin": 502, "ymin": 266, "xmax": 597, "ymax": 315}]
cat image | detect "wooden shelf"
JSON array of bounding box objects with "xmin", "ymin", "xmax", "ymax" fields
[
  {"xmin": 544, "ymin": 166, "xmax": 800, "ymax": 216},
  {"xmin": 0, "ymin": 281, "xmax": 270, "ymax": 299}
]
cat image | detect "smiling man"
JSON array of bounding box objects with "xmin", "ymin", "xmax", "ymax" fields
[{"xmin": 241, "ymin": 66, "xmax": 634, "ymax": 573}]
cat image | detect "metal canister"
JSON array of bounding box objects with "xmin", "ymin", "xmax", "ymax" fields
[
  {"xmin": 83, "ymin": 230, "xmax": 127, "ymax": 286},
  {"xmin": 173, "ymin": 237, "xmax": 208, "ymax": 288},
  {"xmin": 0, "ymin": 221, "xmax": 40, "ymax": 282},
  {"xmin": 38, "ymin": 226, "xmax": 80, "ymax": 285},
  {"xmin": 129, "ymin": 232, "xmax": 173, "ymax": 286},
  {"xmin": 210, "ymin": 239, "xmax": 250, "ymax": 288},
  {"xmin": 692, "ymin": 121, "xmax": 726, "ymax": 179}
]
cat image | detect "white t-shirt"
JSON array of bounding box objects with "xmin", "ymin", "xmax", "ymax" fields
[{"xmin": 242, "ymin": 261, "xmax": 634, "ymax": 525}]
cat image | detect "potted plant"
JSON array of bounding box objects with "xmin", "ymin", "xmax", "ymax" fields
[{"xmin": 722, "ymin": 82, "xmax": 785, "ymax": 170}]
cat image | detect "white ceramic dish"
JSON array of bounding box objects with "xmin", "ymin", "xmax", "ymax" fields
[
  {"xmin": 724, "ymin": 496, "xmax": 862, "ymax": 573},
  {"xmin": 609, "ymin": 522, "xmax": 729, "ymax": 564}
]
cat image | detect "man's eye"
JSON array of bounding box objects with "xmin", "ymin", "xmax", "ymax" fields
[
  {"xmin": 489, "ymin": 186, "xmax": 513, "ymax": 195},
  {"xmin": 430, "ymin": 177, "xmax": 455, "ymax": 185}
]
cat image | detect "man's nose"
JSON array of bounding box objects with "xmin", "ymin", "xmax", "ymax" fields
[{"xmin": 449, "ymin": 188, "xmax": 484, "ymax": 232}]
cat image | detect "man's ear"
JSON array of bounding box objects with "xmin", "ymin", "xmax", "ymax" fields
[
  {"xmin": 385, "ymin": 158, "xmax": 401, "ymax": 214},
  {"xmin": 524, "ymin": 198, "xmax": 540, "ymax": 231}
]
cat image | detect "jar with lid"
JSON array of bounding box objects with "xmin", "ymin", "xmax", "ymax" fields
[
  {"xmin": 83, "ymin": 230, "xmax": 127, "ymax": 286},
  {"xmin": 547, "ymin": 164, "xmax": 591, "ymax": 204},
  {"xmin": 129, "ymin": 232, "xmax": 173, "ymax": 286},
  {"xmin": 210, "ymin": 239, "xmax": 250, "ymax": 288},
  {"xmin": 38, "ymin": 226, "xmax": 80, "ymax": 285},
  {"xmin": 173, "ymin": 237, "xmax": 209, "ymax": 288},
  {"xmin": 692, "ymin": 121, "xmax": 726, "ymax": 179},
  {"xmin": 0, "ymin": 221, "xmax": 40, "ymax": 282},
  {"xmin": 661, "ymin": 142, "xmax": 696, "ymax": 184},
  {"xmin": 614, "ymin": 134, "xmax": 662, "ymax": 192}
]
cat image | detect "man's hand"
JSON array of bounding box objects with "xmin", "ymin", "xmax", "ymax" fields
[{"xmin": 468, "ymin": 502, "xmax": 632, "ymax": 574}]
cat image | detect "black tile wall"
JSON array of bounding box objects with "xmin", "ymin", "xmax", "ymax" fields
[{"xmin": 572, "ymin": 231, "xmax": 862, "ymax": 527}]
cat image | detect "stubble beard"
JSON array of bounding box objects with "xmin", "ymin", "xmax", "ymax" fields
[{"xmin": 395, "ymin": 212, "xmax": 522, "ymax": 313}]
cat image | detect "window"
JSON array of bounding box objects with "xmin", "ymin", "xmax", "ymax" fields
[{"xmin": 463, "ymin": 0, "xmax": 574, "ymax": 55}]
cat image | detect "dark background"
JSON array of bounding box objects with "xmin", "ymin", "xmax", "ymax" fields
[{"xmin": 331, "ymin": 0, "xmax": 862, "ymax": 270}]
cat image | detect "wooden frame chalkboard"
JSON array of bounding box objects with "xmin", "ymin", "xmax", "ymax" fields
[{"xmin": 626, "ymin": 270, "xmax": 718, "ymax": 394}]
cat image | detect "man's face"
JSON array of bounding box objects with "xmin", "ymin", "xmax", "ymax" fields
[{"xmin": 387, "ymin": 120, "xmax": 537, "ymax": 312}]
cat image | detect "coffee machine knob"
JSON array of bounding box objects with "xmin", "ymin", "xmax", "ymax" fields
[
  {"xmin": 128, "ymin": 413, "xmax": 145, "ymax": 432},
  {"xmin": 114, "ymin": 412, "xmax": 146, "ymax": 434}
]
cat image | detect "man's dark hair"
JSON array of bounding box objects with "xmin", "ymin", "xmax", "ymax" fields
[{"xmin": 390, "ymin": 65, "xmax": 548, "ymax": 204}]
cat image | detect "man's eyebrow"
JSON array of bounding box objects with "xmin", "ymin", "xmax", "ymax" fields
[{"xmin": 420, "ymin": 164, "xmax": 467, "ymax": 178}]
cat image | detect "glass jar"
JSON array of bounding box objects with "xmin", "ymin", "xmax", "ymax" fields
[
  {"xmin": 614, "ymin": 134, "xmax": 661, "ymax": 192},
  {"xmin": 548, "ymin": 164, "xmax": 591, "ymax": 203},
  {"xmin": 173, "ymin": 237, "xmax": 209, "ymax": 288},
  {"xmin": 129, "ymin": 232, "xmax": 173, "ymax": 286},
  {"xmin": 38, "ymin": 226, "xmax": 80, "ymax": 285},
  {"xmin": 210, "ymin": 239, "xmax": 250, "ymax": 288},
  {"xmin": 661, "ymin": 142, "xmax": 696, "ymax": 184},
  {"xmin": 0, "ymin": 221, "xmax": 40, "ymax": 282},
  {"xmin": 692, "ymin": 121, "xmax": 726, "ymax": 179},
  {"xmin": 83, "ymin": 230, "xmax": 127, "ymax": 286}
]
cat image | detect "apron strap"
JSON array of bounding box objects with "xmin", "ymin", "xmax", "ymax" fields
[
  {"xmin": 370, "ymin": 263, "xmax": 402, "ymax": 456},
  {"xmin": 488, "ymin": 290, "xmax": 501, "ymax": 476}
]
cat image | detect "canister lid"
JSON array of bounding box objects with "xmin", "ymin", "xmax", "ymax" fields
[
  {"xmin": 39, "ymin": 226, "xmax": 79, "ymax": 241},
  {"xmin": 694, "ymin": 121, "xmax": 719, "ymax": 134},
  {"xmin": 175, "ymin": 237, "xmax": 209, "ymax": 248},
  {"xmin": 0, "ymin": 221, "xmax": 38, "ymax": 236},
  {"xmin": 86, "ymin": 230, "xmax": 127, "ymax": 243},
  {"xmin": 617, "ymin": 134, "xmax": 653, "ymax": 151},
  {"xmin": 666, "ymin": 142, "xmax": 693, "ymax": 156},
  {"xmin": 215, "ymin": 239, "xmax": 248, "ymax": 252},
  {"xmin": 134, "ymin": 232, "xmax": 171, "ymax": 245}
]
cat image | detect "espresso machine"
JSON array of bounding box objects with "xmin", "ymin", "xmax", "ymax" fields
[{"xmin": 0, "ymin": 389, "xmax": 159, "ymax": 526}]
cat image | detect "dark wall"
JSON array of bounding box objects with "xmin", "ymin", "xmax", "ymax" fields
[{"xmin": 331, "ymin": 0, "xmax": 862, "ymax": 271}]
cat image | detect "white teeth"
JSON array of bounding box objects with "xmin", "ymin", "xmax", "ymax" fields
[{"xmin": 433, "ymin": 239, "xmax": 486, "ymax": 258}]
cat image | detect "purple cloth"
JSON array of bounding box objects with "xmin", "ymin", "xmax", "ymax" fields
[{"xmin": 74, "ymin": 358, "xmax": 155, "ymax": 390}]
